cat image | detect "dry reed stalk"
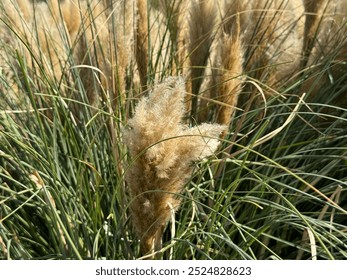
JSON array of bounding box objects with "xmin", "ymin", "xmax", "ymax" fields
[
  {"xmin": 103, "ymin": 0, "xmax": 135, "ymax": 187},
  {"xmin": 123, "ymin": 77, "xmax": 225, "ymax": 257},
  {"xmin": 239, "ymin": 0, "xmax": 273, "ymax": 87},
  {"xmin": 215, "ymin": 14, "xmax": 243, "ymax": 130},
  {"xmin": 188, "ymin": 0, "xmax": 218, "ymax": 118},
  {"xmin": 197, "ymin": 0, "xmax": 244, "ymax": 126},
  {"xmin": 133, "ymin": 1, "xmax": 176, "ymax": 90},
  {"xmin": 135, "ymin": 0, "xmax": 148, "ymax": 90}
]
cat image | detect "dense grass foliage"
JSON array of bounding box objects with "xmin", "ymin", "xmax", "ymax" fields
[{"xmin": 0, "ymin": 0, "xmax": 346, "ymax": 259}]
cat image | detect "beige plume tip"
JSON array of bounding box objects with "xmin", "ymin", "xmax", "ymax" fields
[{"xmin": 123, "ymin": 76, "xmax": 226, "ymax": 256}]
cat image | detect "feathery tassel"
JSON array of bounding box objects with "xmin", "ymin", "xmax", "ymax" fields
[
  {"xmin": 135, "ymin": 0, "xmax": 149, "ymax": 90},
  {"xmin": 215, "ymin": 12, "xmax": 243, "ymax": 130},
  {"xmin": 123, "ymin": 76, "xmax": 226, "ymax": 257}
]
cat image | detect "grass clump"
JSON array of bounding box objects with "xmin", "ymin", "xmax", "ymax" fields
[{"xmin": 0, "ymin": 0, "xmax": 346, "ymax": 260}]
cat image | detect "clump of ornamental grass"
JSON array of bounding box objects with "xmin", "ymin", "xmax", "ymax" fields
[
  {"xmin": 0, "ymin": 0, "xmax": 70, "ymax": 82},
  {"xmin": 183, "ymin": 0, "xmax": 306, "ymax": 126},
  {"xmin": 0, "ymin": 0, "xmax": 346, "ymax": 261},
  {"xmin": 123, "ymin": 77, "xmax": 226, "ymax": 257},
  {"xmin": 0, "ymin": 0, "xmax": 134, "ymax": 113},
  {"xmin": 229, "ymin": 0, "xmax": 304, "ymax": 90}
]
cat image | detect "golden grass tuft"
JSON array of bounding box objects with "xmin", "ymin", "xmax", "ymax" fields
[
  {"xmin": 1, "ymin": 0, "xmax": 346, "ymax": 260},
  {"xmin": 211, "ymin": 7, "xmax": 244, "ymax": 129},
  {"xmin": 135, "ymin": 0, "xmax": 149, "ymax": 90},
  {"xmin": 0, "ymin": 0, "xmax": 135, "ymax": 111},
  {"xmin": 215, "ymin": 31, "xmax": 243, "ymax": 128},
  {"xmin": 240, "ymin": 0, "xmax": 304, "ymax": 89},
  {"xmin": 123, "ymin": 77, "xmax": 225, "ymax": 256}
]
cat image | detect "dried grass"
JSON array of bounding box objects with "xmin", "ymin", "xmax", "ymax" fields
[
  {"xmin": 302, "ymin": 0, "xmax": 347, "ymax": 106},
  {"xmin": 0, "ymin": 0, "xmax": 134, "ymax": 110},
  {"xmin": 240, "ymin": 0, "xmax": 304, "ymax": 88},
  {"xmin": 123, "ymin": 77, "xmax": 225, "ymax": 256},
  {"xmin": 135, "ymin": 0, "xmax": 148, "ymax": 89},
  {"xmin": 158, "ymin": 0, "xmax": 190, "ymax": 75},
  {"xmin": 1, "ymin": 0, "xmax": 346, "ymax": 260},
  {"xmin": 1, "ymin": 0, "xmax": 69, "ymax": 80},
  {"xmin": 188, "ymin": 0, "xmax": 218, "ymax": 117}
]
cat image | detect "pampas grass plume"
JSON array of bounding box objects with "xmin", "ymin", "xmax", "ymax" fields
[
  {"xmin": 215, "ymin": 12, "xmax": 243, "ymax": 129},
  {"xmin": 123, "ymin": 77, "xmax": 225, "ymax": 256},
  {"xmin": 135, "ymin": 0, "xmax": 149, "ymax": 89}
]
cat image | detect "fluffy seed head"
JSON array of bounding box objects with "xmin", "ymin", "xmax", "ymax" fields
[{"xmin": 123, "ymin": 76, "xmax": 226, "ymax": 256}]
